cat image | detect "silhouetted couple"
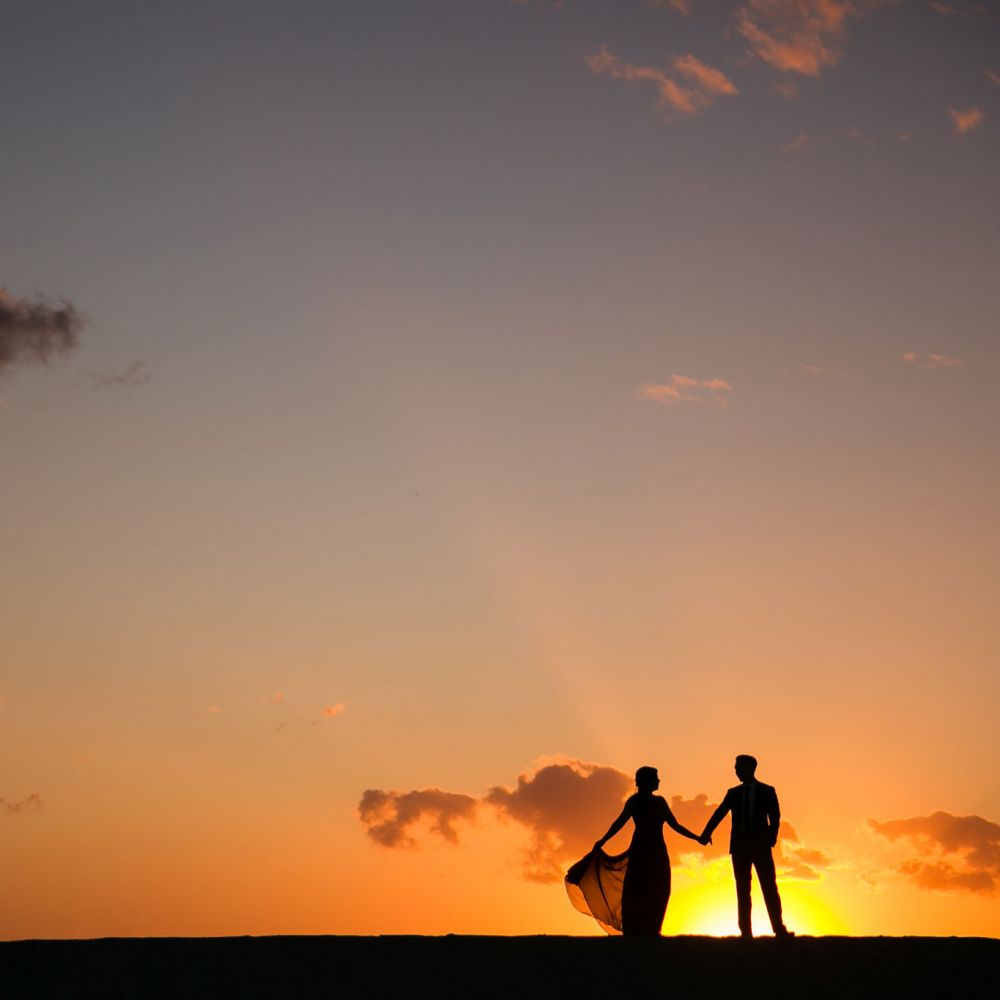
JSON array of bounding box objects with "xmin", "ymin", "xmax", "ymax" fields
[{"xmin": 566, "ymin": 755, "xmax": 793, "ymax": 939}]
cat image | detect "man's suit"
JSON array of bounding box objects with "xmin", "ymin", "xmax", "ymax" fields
[{"xmin": 702, "ymin": 780, "xmax": 787, "ymax": 936}]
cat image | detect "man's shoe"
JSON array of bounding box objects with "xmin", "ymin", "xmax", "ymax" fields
[{"xmin": 774, "ymin": 928, "xmax": 795, "ymax": 939}]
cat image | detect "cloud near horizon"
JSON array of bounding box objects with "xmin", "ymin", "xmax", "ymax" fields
[
  {"xmin": 358, "ymin": 757, "xmax": 830, "ymax": 884},
  {"xmin": 93, "ymin": 360, "xmax": 151, "ymax": 390},
  {"xmin": 0, "ymin": 288, "xmax": 85, "ymax": 378},
  {"xmin": 869, "ymin": 812, "xmax": 1000, "ymax": 894},
  {"xmin": 901, "ymin": 351, "xmax": 963, "ymax": 369},
  {"xmin": 2, "ymin": 794, "xmax": 42, "ymax": 815},
  {"xmin": 585, "ymin": 45, "xmax": 737, "ymax": 118},
  {"xmin": 637, "ymin": 374, "xmax": 733, "ymax": 407}
]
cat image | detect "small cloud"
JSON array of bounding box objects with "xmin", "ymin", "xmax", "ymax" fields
[
  {"xmin": 930, "ymin": 1, "xmax": 960, "ymax": 12},
  {"xmin": 801, "ymin": 362, "xmax": 856, "ymax": 380},
  {"xmin": 734, "ymin": 0, "xmax": 888, "ymax": 79},
  {"xmin": 0, "ymin": 288, "xmax": 85, "ymax": 378},
  {"xmin": 260, "ymin": 691, "xmax": 285, "ymax": 706},
  {"xmin": 672, "ymin": 54, "xmax": 739, "ymax": 96},
  {"xmin": 780, "ymin": 132, "xmax": 810, "ymax": 152},
  {"xmin": 637, "ymin": 374, "xmax": 733, "ymax": 408},
  {"xmin": 986, "ymin": 70, "xmax": 1000, "ymax": 85},
  {"xmin": 898, "ymin": 130, "xmax": 913, "ymax": 143},
  {"xmin": 869, "ymin": 811, "xmax": 1000, "ymax": 894},
  {"xmin": 949, "ymin": 106, "xmax": 984, "ymax": 135},
  {"xmin": 93, "ymin": 360, "xmax": 152, "ymax": 390},
  {"xmin": 2, "ymin": 793, "xmax": 42, "ymax": 815},
  {"xmin": 205, "ymin": 705, "xmax": 223, "ymax": 714},
  {"xmin": 358, "ymin": 788, "xmax": 479, "ymax": 848},
  {"xmin": 322, "ymin": 703, "xmax": 346, "ymax": 719},
  {"xmin": 774, "ymin": 81, "xmax": 799, "ymax": 99},
  {"xmin": 649, "ymin": 0, "xmax": 693, "ymax": 13},
  {"xmin": 584, "ymin": 45, "xmax": 737, "ymax": 119},
  {"xmin": 901, "ymin": 351, "xmax": 964, "ymax": 369},
  {"xmin": 844, "ymin": 126, "xmax": 867, "ymax": 142}
]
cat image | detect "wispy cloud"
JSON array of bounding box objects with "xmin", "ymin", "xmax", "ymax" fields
[
  {"xmin": 0, "ymin": 288, "xmax": 85, "ymax": 378},
  {"xmin": 2, "ymin": 793, "xmax": 42, "ymax": 815},
  {"xmin": 780, "ymin": 132, "xmax": 811, "ymax": 152},
  {"xmin": 637, "ymin": 374, "xmax": 733, "ymax": 407},
  {"xmin": 949, "ymin": 106, "xmax": 985, "ymax": 134},
  {"xmin": 734, "ymin": 0, "xmax": 891, "ymax": 78},
  {"xmin": 649, "ymin": 0, "xmax": 693, "ymax": 13},
  {"xmin": 322, "ymin": 703, "xmax": 346, "ymax": 719},
  {"xmin": 801, "ymin": 362, "xmax": 857, "ymax": 380},
  {"xmin": 986, "ymin": 69, "xmax": 1000, "ymax": 85},
  {"xmin": 870, "ymin": 811, "xmax": 1000, "ymax": 894},
  {"xmin": 93, "ymin": 360, "xmax": 151, "ymax": 390},
  {"xmin": 205, "ymin": 705, "xmax": 223, "ymax": 714},
  {"xmin": 902, "ymin": 351, "xmax": 964, "ymax": 369},
  {"xmin": 260, "ymin": 691, "xmax": 285, "ymax": 706},
  {"xmin": 585, "ymin": 45, "xmax": 738, "ymax": 119}
]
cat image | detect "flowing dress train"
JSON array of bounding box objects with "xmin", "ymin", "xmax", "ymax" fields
[{"xmin": 565, "ymin": 793, "xmax": 671, "ymax": 936}]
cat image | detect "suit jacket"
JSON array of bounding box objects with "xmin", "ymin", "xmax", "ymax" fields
[{"xmin": 703, "ymin": 781, "xmax": 780, "ymax": 854}]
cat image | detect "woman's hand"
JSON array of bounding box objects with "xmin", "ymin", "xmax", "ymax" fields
[{"xmin": 593, "ymin": 840, "xmax": 605, "ymax": 853}]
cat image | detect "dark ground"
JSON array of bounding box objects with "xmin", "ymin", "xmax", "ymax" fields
[{"xmin": 2, "ymin": 935, "xmax": 996, "ymax": 999}]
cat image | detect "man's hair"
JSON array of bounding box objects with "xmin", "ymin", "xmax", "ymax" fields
[{"xmin": 735, "ymin": 754, "xmax": 757, "ymax": 773}]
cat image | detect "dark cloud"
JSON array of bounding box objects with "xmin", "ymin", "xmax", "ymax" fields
[
  {"xmin": 2, "ymin": 793, "xmax": 42, "ymax": 815},
  {"xmin": 358, "ymin": 788, "xmax": 478, "ymax": 848},
  {"xmin": 869, "ymin": 811, "xmax": 1000, "ymax": 894},
  {"xmin": 359, "ymin": 758, "xmax": 829, "ymax": 885},
  {"xmin": 485, "ymin": 760, "xmax": 632, "ymax": 882},
  {"xmin": 93, "ymin": 360, "xmax": 151, "ymax": 389},
  {"xmin": 0, "ymin": 289, "xmax": 85, "ymax": 377}
]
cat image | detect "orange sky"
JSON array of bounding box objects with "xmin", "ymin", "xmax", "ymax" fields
[{"xmin": 2, "ymin": 0, "xmax": 999, "ymax": 939}]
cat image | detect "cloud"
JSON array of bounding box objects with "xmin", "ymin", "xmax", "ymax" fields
[
  {"xmin": 869, "ymin": 811, "xmax": 1000, "ymax": 894},
  {"xmin": 0, "ymin": 288, "xmax": 85, "ymax": 378},
  {"xmin": 485, "ymin": 759, "xmax": 634, "ymax": 882},
  {"xmin": 774, "ymin": 81, "xmax": 799, "ymax": 98},
  {"xmin": 322, "ymin": 703, "xmax": 346, "ymax": 719},
  {"xmin": 358, "ymin": 788, "xmax": 479, "ymax": 847},
  {"xmin": 358, "ymin": 757, "xmax": 828, "ymax": 885},
  {"xmin": 986, "ymin": 70, "xmax": 1000, "ymax": 85},
  {"xmin": 205, "ymin": 705, "xmax": 223, "ymax": 714},
  {"xmin": 777, "ymin": 822, "xmax": 832, "ymax": 880},
  {"xmin": 584, "ymin": 45, "xmax": 737, "ymax": 119},
  {"xmin": 949, "ymin": 106, "xmax": 984, "ymax": 134},
  {"xmin": 931, "ymin": 2, "xmax": 995, "ymax": 16},
  {"xmin": 779, "ymin": 132, "xmax": 811, "ymax": 152},
  {"xmin": 901, "ymin": 351, "xmax": 963, "ymax": 369},
  {"xmin": 260, "ymin": 691, "xmax": 285, "ymax": 706},
  {"xmin": 2, "ymin": 794, "xmax": 42, "ymax": 815},
  {"xmin": 734, "ymin": 0, "xmax": 892, "ymax": 78},
  {"xmin": 801, "ymin": 362, "xmax": 857, "ymax": 379},
  {"xmin": 637, "ymin": 374, "xmax": 733, "ymax": 407},
  {"xmin": 93, "ymin": 361, "xmax": 151, "ymax": 390},
  {"xmin": 649, "ymin": 0, "xmax": 693, "ymax": 13},
  {"xmin": 672, "ymin": 53, "xmax": 740, "ymax": 96}
]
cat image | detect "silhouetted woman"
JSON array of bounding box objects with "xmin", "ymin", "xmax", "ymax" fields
[{"xmin": 566, "ymin": 766, "xmax": 702, "ymax": 935}]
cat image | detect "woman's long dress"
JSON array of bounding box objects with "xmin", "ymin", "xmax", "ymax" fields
[{"xmin": 565, "ymin": 794, "xmax": 671, "ymax": 936}]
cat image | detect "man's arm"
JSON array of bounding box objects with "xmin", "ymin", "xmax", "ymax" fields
[
  {"xmin": 767, "ymin": 786, "xmax": 781, "ymax": 847},
  {"xmin": 700, "ymin": 790, "xmax": 733, "ymax": 844}
]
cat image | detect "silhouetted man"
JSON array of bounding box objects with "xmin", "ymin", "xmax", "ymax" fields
[{"xmin": 699, "ymin": 755, "xmax": 793, "ymax": 939}]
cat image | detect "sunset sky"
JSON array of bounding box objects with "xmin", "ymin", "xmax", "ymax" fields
[{"xmin": 2, "ymin": 0, "xmax": 999, "ymax": 940}]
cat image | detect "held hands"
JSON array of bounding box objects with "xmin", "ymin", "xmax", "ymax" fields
[{"xmin": 698, "ymin": 832, "xmax": 712, "ymax": 847}]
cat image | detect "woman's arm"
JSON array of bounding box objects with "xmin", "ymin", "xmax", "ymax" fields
[
  {"xmin": 663, "ymin": 800, "xmax": 701, "ymax": 842},
  {"xmin": 594, "ymin": 798, "xmax": 633, "ymax": 850}
]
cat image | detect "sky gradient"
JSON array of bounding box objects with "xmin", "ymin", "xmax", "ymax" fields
[{"xmin": 2, "ymin": 0, "xmax": 999, "ymax": 939}]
